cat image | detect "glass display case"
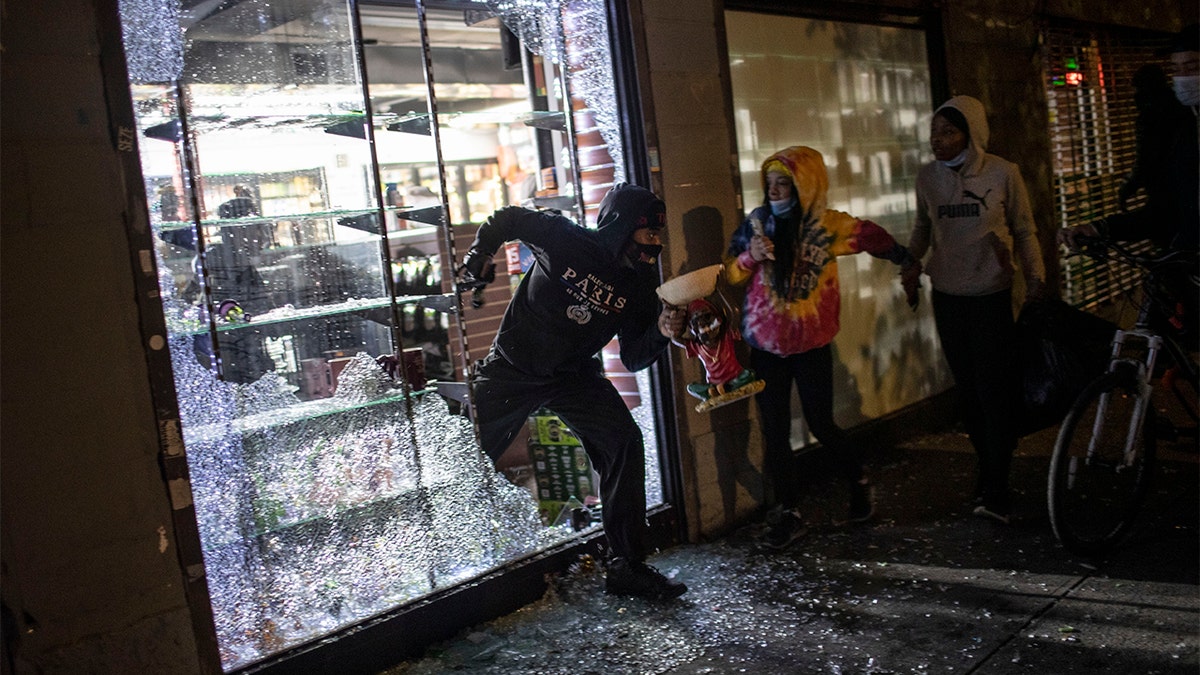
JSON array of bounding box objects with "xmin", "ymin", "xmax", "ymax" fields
[{"xmin": 119, "ymin": 0, "xmax": 657, "ymax": 670}]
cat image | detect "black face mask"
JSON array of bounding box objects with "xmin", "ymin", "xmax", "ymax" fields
[{"xmin": 634, "ymin": 242, "xmax": 663, "ymax": 265}]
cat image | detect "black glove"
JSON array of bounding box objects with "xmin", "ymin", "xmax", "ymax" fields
[
  {"xmin": 461, "ymin": 248, "xmax": 495, "ymax": 286},
  {"xmin": 459, "ymin": 248, "xmax": 496, "ymax": 309}
]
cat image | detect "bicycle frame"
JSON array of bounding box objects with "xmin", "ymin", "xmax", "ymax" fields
[
  {"xmin": 1091, "ymin": 328, "xmax": 1160, "ymax": 470},
  {"xmin": 1048, "ymin": 235, "xmax": 1194, "ymax": 555},
  {"xmin": 1081, "ymin": 235, "xmax": 1199, "ymax": 465}
]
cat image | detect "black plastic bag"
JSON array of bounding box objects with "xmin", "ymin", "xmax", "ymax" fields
[{"xmin": 1018, "ymin": 299, "xmax": 1117, "ymax": 435}]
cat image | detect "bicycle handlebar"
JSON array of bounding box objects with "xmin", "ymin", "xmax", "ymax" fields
[{"xmin": 1068, "ymin": 234, "xmax": 1192, "ymax": 273}]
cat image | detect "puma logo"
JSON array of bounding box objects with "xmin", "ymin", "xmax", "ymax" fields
[{"xmin": 963, "ymin": 189, "xmax": 992, "ymax": 211}]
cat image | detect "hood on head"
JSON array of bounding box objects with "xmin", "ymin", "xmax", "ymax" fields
[
  {"xmin": 760, "ymin": 146, "xmax": 829, "ymax": 219},
  {"xmin": 595, "ymin": 182, "xmax": 666, "ymax": 256},
  {"xmin": 935, "ymin": 95, "xmax": 989, "ymax": 167}
]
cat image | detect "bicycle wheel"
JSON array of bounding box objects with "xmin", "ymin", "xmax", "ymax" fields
[{"xmin": 1048, "ymin": 365, "xmax": 1157, "ymax": 556}]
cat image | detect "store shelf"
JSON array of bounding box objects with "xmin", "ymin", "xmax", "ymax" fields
[
  {"xmin": 387, "ymin": 110, "xmax": 566, "ymax": 135},
  {"xmin": 140, "ymin": 109, "xmax": 566, "ymax": 141},
  {"xmin": 388, "ymin": 225, "xmax": 439, "ymax": 243},
  {"xmin": 152, "ymin": 207, "xmax": 447, "ymax": 235},
  {"xmin": 196, "ymin": 447, "xmax": 477, "ymax": 552},
  {"xmin": 523, "ymin": 195, "xmax": 578, "ymax": 211},
  {"xmin": 199, "ymin": 478, "xmax": 420, "ymax": 552},
  {"xmin": 142, "ymin": 112, "xmax": 396, "ymax": 139},
  {"xmin": 168, "ymin": 293, "xmax": 458, "ymax": 336},
  {"xmin": 182, "ymin": 387, "xmax": 434, "ymax": 446}
]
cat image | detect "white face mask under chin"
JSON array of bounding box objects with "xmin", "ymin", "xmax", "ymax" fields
[
  {"xmin": 1174, "ymin": 75, "xmax": 1200, "ymax": 107},
  {"xmin": 940, "ymin": 149, "xmax": 968, "ymax": 168},
  {"xmin": 770, "ymin": 198, "xmax": 796, "ymax": 217}
]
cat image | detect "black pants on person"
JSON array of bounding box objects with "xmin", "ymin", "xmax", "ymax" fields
[
  {"xmin": 471, "ymin": 355, "xmax": 648, "ymax": 562},
  {"xmin": 931, "ymin": 288, "xmax": 1020, "ymax": 513},
  {"xmin": 751, "ymin": 344, "xmax": 864, "ymax": 511}
]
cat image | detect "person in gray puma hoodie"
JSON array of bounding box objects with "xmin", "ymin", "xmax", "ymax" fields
[{"xmin": 902, "ymin": 95, "xmax": 1047, "ymax": 524}]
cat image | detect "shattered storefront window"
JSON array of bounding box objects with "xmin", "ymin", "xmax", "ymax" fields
[
  {"xmin": 483, "ymin": 0, "xmax": 626, "ymax": 183},
  {"xmin": 171, "ymin": 339, "xmax": 571, "ymax": 666},
  {"xmin": 121, "ymin": 0, "xmax": 658, "ymax": 669}
]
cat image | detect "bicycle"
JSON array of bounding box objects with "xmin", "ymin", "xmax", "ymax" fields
[{"xmin": 1047, "ymin": 236, "xmax": 1199, "ymax": 556}]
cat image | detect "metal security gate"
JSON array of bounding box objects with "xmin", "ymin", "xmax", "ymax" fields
[{"xmin": 1042, "ymin": 22, "xmax": 1173, "ymax": 308}]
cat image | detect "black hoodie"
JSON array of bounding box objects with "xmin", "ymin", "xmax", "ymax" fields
[{"xmin": 470, "ymin": 183, "xmax": 669, "ymax": 377}]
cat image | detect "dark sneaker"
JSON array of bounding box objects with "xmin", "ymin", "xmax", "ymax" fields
[
  {"xmin": 847, "ymin": 479, "xmax": 875, "ymax": 523},
  {"xmin": 763, "ymin": 510, "xmax": 807, "ymax": 550},
  {"xmin": 605, "ymin": 558, "xmax": 687, "ymax": 600},
  {"xmin": 762, "ymin": 504, "xmax": 786, "ymax": 528},
  {"xmin": 972, "ymin": 505, "xmax": 1010, "ymax": 525},
  {"xmin": 685, "ymin": 382, "xmax": 712, "ymax": 400}
]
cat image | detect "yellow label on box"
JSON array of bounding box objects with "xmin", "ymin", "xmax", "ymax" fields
[{"xmin": 532, "ymin": 415, "xmax": 582, "ymax": 446}]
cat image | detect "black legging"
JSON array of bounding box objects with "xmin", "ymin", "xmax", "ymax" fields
[
  {"xmin": 472, "ymin": 356, "xmax": 648, "ymax": 562},
  {"xmin": 931, "ymin": 288, "xmax": 1020, "ymax": 511},
  {"xmin": 751, "ymin": 344, "xmax": 864, "ymax": 511}
]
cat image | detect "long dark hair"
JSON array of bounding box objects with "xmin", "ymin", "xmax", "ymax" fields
[
  {"xmin": 765, "ymin": 201, "xmax": 820, "ymax": 298},
  {"xmin": 770, "ymin": 209, "xmax": 797, "ymax": 293}
]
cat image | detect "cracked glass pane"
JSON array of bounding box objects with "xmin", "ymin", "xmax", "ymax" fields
[
  {"xmin": 119, "ymin": 0, "xmax": 183, "ymax": 83},
  {"xmin": 483, "ymin": 0, "xmax": 626, "ymax": 182},
  {"xmin": 169, "ymin": 329, "xmax": 575, "ymax": 668}
]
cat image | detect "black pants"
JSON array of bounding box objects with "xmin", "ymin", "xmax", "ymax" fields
[
  {"xmin": 751, "ymin": 344, "xmax": 864, "ymax": 511},
  {"xmin": 932, "ymin": 288, "xmax": 1020, "ymax": 511},
  {"xmin": 472, "ymin": 357, "xmax": 648, "ymax": 562}
]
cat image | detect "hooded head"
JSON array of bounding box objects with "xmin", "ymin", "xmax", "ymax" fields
[
  {"xmin": 596, "ymin": 182, "xmax": 666, "ymax": 266},
  {"xmin": 932, "ymin": 95, "xmax": 989, "ymax": 171},
  {"xmin": 759, "ymin": 146, "xmax": 829, "ymax": 221},
  {"xmin": 1131, "ymin": 64, "xmax": 1178, "ymax": 109},
  {"xmin": 757, "ymin": 147, "xmax": 830, "ymax": 294},
  {"xmin": 1166, "ymin": 23, "xmax": 1200, "ymax": 106}
]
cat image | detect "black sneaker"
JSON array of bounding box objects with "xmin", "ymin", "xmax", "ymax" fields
[
  {"xmin": 847, "ymin": 479, "xmax": 875, "ymax": 523},
  {"xmin": 605, "ymin": 558, "xmax": 687, "ymax": 600},
  {"xmin": 763, "ymin": 510, "xmax": 807, "ymax": 550}
]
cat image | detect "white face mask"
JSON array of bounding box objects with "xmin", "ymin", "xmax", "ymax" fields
[
  {"xmin": 769, "ymin": 198, "xmax": 796, "ymax": 217},
  {"xmin": 939, "ymin": 148, "xmax": 968, "ymax": 168},
  {"xmin": 1174, "ymin": 75, "xmax": 1200, "ymax": 106}
]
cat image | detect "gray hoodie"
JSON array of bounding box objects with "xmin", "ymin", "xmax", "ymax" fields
[{"xmin": 908, "ymin": 95, "xmax": 1045, "ymax": 296}]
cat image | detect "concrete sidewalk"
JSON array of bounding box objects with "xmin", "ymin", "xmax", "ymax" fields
[{"xmin": 386, "ymin": 425, "xmax": 1199, "ymax": 675}]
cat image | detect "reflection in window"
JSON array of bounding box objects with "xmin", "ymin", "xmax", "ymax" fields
[{"xmin": 725, "ymin": 12, "xmax": 951, "ymax": 436}]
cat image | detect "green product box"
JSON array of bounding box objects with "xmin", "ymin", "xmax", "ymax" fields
[
  {"xmin": 530, "ymin": 413, "xmax": 583, "ymax": 447},
  {"xmin": 529, "ymin": 443, "xmax": 596, "ymax": 504},
  {"xmin": 537, "ymin": 499, "xmax": 567, "ymax": 528}
]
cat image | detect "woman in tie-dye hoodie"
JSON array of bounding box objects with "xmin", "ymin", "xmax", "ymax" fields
[{"xmin": 725, "ymin": 145, "xmax": 918, "ymax": 549}]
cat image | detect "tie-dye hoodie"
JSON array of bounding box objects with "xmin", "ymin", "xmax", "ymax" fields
[{"xmin": 725, "ymin": 146, "xmax": 912, "ymax": 356}]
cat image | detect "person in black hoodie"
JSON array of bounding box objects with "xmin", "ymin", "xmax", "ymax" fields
[
  {"xmin": 1060, "ymin": 24, "xmax": 1199, "ymax": 252},
  {"xmin": 460, "ymin": 183, "xmax": 687, "ymax": 601}
]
